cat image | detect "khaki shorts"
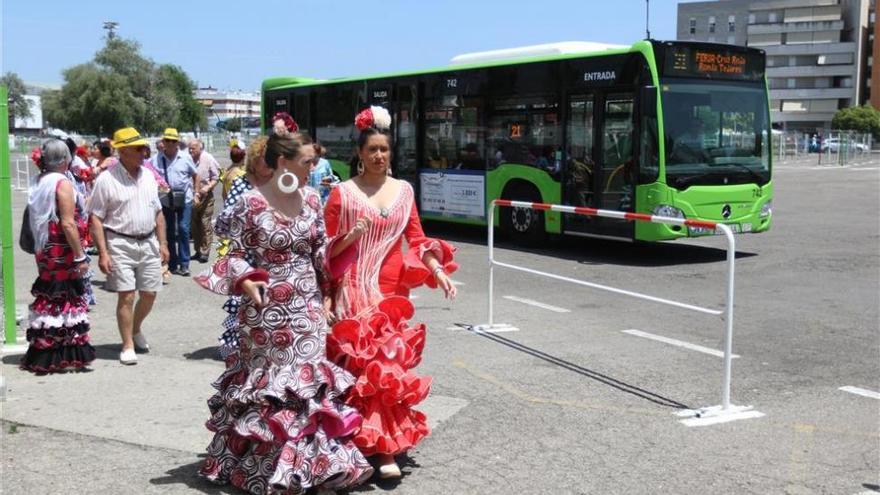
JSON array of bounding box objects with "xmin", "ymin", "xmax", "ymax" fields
[{"xmin": 105, "ymin": 232, "xmax": 163, "ymax": 293}]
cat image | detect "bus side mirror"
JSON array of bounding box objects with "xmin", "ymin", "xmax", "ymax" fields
[{"xmin": 640, "ymin": 86, "xmax": 657, "ymax": 119}]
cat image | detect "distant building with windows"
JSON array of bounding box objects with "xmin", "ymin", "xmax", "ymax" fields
[
  {"xmin": 193, "ymin": 87, "xmax": 261, "ymax": 129},
  {"xmin": 677, "ymin": 0, "xmax": 871, "ymax": 131},
  {"xmin": 868, "ymin": 0, "xmax": 879, "ymax": 108}
]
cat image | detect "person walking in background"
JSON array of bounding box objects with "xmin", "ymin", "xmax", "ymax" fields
[
  {"xmin": 213, "ymin": 136, "xmax": 272, "ymax": 359},
  {"xmin": 309, "ymin": 142, "xmax": 336, "ymax": 204},
  {"xmin": 221, "ymin": 145, "xmax": 246, "ymax": 201},
  {"xmin": 154, "ymin": 128, "xmax": 198, "ymax": 276},
  {"xmin": 20, "ymin": 139, "xmax": 96, "ymax": 373},
  {"xmin": 324, "ymin": 106, "xmax": 458, "ymax": 479},
  {"xmin": 63, "ymin": 138, "xmax": 98, "ymax": 307},
  {"xmin": 189, "ymin": 138, "xmax": 220, "ymax": 264},
  {"xmin": 88, "ymin": 127, "xmax": 169, "ymax": 365},
  {"xmin": 91, "ymin": 139, "xmax": 114, "ymax": 175},
  {"xmin": 194, "ymin": 129, "xmax": 372, "ymax": 493}
]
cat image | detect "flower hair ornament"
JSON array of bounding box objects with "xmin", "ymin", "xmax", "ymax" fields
[
  {"xmin": 272, "ymin": 111, "xmax": 298, "ymax": 137},
  {"xmin": 30, "ymin": 146, "xmax": 42, "ymax": 168},
  {"xmin": 354, "ymin": 106, "xmax": 392, "ymax": 131}
]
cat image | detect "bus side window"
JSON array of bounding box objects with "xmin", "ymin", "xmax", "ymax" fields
[
  {"xmin": 423, "ymin": 96, "xmax": 485, "ymax": 170},
  {"xmin": 487, "ymin": 94, "xmax": 560, "ymax": 176},
  {"xmin": 316, "ymin": 84, "xmax": 367, "ymax": 176}
]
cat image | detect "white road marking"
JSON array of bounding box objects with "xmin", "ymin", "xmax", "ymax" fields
[
  {"xmin": 409, "ymin": 294, "xmax": 419, "ymax": 300},
  {"xmin": 452, "ymin": 280, "xmax": 465, "ymax": 286},
  {"xmin": 622, "ymin": 329, "xmax": 739, "ymax": 359},
  {"xmin": 502, "ymin": 295, "xmax": 570, "ymax": 313},
  {"xmin": 839, "ymin": 386, "xmax": 880, "ymax": 400}
]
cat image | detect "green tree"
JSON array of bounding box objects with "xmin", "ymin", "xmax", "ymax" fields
[
  {"xmin": 156, "ymin": 64, "xmax": 206, "ymax": 131},
  {"xmin": 832, "ymin": 105, "xmax": 880, "ymax": 138},
  {"xmin": 49, "ymin": 36, "xmax": 204, "ymax": 135},
  {"xmin": 1, "ymin": 72, "xmax": 33, "ymax": 122}
]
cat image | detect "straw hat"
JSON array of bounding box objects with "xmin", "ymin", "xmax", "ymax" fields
[
  {"xmin": 161, "ymin": 128, "xmax": 181, "ymax": 141},
  {"xmin": 111, "ymin": 127, "xmax": 149, "ymax": 148}
]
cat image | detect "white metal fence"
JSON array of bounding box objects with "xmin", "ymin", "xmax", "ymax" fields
[{"xmin": 773, "ymin": 130, "xmax": 877, "ymax": 165}]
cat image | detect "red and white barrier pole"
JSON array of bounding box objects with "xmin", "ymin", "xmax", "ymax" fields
[{"xmin": 477, "ymin": 200, "xmax": 762, "ymax": 425}]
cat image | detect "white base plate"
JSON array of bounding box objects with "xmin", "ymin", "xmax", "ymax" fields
[
  {"xmin": 468, "ymin": 323, "xmax": 520, "ymax": 333},
  {"xmin": 676, "ymin": 404, "xmax": 765, "ymax": 426}
]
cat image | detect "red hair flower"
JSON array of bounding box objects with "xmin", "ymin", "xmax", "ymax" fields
[
  {"xmin": 354, "ymin": 108, "xmax": 374, "ymax": 131},
  {"xmin": 355, "ymin": 106, "xmax": 391, "ymax": 131},
  {"xmin": 272, "ymin": 111, "xmax": 298, "ymax": 136},
  {"xmin": 30, "ymin": 147, "xmax": 41, "ymax": 168},
  {"xmin": 75, "ymin": 145, "xmax": 89, "ymax": 159}
]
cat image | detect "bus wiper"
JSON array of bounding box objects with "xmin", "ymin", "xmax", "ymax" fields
[
  {"xmin": 669, "ymin": 174, "xmax": 704, "ymax": 188},
  {"xmin": 722, "ymin": 162, "xmax": 766, "ymax": 183}
]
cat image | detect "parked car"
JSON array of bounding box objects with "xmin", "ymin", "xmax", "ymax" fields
[{"xmin": 821, "ymin": 138, "xmax": 869, "ymax": 152}]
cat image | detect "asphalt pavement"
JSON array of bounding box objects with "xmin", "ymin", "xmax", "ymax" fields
[{"xmin": 1, "ymin": 157, "xmax": 878, "ymax": 494}]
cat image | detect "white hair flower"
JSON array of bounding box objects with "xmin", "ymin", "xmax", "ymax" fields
[{"xmin": 370, "ymin": 106, "xmax": 392, "ymax": 130}]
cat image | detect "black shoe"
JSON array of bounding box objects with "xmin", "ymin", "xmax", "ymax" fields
[
  {"xmin": 177, "ymin": 268, "xmax": 191, "ymax": 276},
  {"xmin": 197, "ymin": 255, "xmax": 209, "ymax": 263}
]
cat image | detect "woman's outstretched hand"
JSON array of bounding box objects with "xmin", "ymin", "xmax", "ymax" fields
[
  {"xmin": 241, "ymin": 279, "xmax": 270, "ymax": 308},
  {"xmin": 435, "ymin": 271, "xmax": 457, "ymax": 300}
]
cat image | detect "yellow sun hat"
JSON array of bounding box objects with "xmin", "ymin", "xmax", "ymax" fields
[
  {"xmin": 111, "ymin": 127, "xmax": 149, "ymax": 148},
  {"xmin": 161, "ymin": 128, "xmax": 181, "ymax": 141}
]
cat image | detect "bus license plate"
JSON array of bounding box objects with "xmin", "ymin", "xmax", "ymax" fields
[{"xmin": 714, "ymin": 223, "xmax": 740, "ymax": 235}]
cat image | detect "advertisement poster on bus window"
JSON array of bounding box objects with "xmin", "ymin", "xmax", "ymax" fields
[{"xmin": 419, "ymin": 170, "xmax": 485, "ymax": 219}]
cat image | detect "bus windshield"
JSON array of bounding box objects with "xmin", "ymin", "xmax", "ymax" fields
[{"xmin": 661, "ymin": 81, "xmax": 770, "ymax": 189}]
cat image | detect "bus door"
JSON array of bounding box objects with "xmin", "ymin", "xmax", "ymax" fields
[
  {"xmin": 563, "ymin": 93, "xmax": 596, "ymax": 233},
  {"xmin": 393, "ymin": 81, "xmax": 419, "ymax": 187},
  {"xmin": 563, "ymin": 92, "xmax": 636, "ymax": 239}
]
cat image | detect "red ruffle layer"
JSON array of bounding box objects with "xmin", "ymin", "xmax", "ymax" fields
[{"xmin": 328, "ymin": 295, "xmax": 432, "ymax": 455}]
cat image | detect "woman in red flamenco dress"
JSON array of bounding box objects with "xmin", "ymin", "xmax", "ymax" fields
[{"xmin": 323, "ymin": 106, "xmax": 458, "ymax": 479}]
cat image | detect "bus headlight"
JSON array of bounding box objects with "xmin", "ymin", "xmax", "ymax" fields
[
  {"xmin": 760, "ymin": 200, "xmax": 772, "ymax": 218},
  {"xmin": 652, "ymin": 205, "xmax": 685, "ymax": 219}
]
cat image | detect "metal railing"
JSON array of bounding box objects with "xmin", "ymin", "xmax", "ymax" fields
[
  {"xmin": 477, "ymin": 199, "xmax": 762, "ymax": 424},
  {"xmin": 774, "ymin": 130, "xmax": 876, "ymax": 166}
]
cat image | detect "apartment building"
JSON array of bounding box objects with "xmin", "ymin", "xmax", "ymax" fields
[
  {"xmin": 678, "ymin": 0, "xmax": 870, "ymax": 131},
  {"xmin": 193, "ymin": 87, "xmax": 261, "ymax": 128}
]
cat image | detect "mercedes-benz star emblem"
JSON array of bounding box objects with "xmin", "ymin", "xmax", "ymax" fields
[{"xmin": 721, "ymin": 204, "xmax": 732, "ymax": 219}]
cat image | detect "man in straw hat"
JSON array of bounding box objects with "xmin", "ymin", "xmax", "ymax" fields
[
  {"xmin": 88, "ymin": 127, "xmax": 169, "ymax": 365},
  {"xmin": 154, "ymin": 127, "xmax": 198, "ymax": 276}
]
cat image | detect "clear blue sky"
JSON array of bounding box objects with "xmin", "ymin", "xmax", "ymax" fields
[{"xmin": 2, "ymin": 0, "xmax": 689, "ymax": 91}]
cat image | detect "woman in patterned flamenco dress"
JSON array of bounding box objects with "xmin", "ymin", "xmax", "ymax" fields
[
  {"xmin": 324, "ymin": 106, "xmax": 458, "ymax": 479},
  {"xmin": 21, "ymin": 139, "xmax": 95, "ymax": 373},
  {"xmin": 194, "ymin": 130, "xmax": 372, "ymax": 494}
]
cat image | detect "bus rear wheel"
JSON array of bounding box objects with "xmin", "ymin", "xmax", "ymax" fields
[{"xmin": 500, "ymin": 183, "xmax": 545, "ymax": 245}]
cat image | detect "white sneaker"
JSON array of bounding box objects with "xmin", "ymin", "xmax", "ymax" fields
[
  {"xmin": 119, "ymin": 349, "xmax": 138, "ymax": 365},
  {"xmin": 378, "ymin": 461, "xmax": 401, "ymax": 479},
  {"xmin": 133, "ymin": 333, "xmax": 150, "ymax": 353}
]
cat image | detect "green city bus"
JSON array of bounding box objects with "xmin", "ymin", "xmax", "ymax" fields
[{"xmin": 261, "ymin": 39, "xmax": 772, "ymax": 243}]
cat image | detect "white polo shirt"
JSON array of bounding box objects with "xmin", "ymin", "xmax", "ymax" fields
[{"xmin": 88, "ymin": 161, "xmax": 162, "ymax": 236}]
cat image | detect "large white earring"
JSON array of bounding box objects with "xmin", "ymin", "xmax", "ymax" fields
[
  {"xmin": 357, "ymin": 160, "xmax": 364, "ymax": 175},
  {"xmin": 277, "ymin": 171, "xmax": 299, "ymax": 194}
]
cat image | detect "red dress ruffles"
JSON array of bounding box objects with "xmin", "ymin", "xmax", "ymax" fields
[{"xmin": 324, "ymin": 181, "xmax": 457, "ymax": 456}]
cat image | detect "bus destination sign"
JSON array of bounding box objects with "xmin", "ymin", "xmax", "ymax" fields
[{"xmin": 663, "ymin": 45, "xmax": 763, "ymax": 81}]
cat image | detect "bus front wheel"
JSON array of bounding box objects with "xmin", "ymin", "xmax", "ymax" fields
[{"xmin": 500, "ymin": 183, "xmax": 545, "ymax": 245}]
